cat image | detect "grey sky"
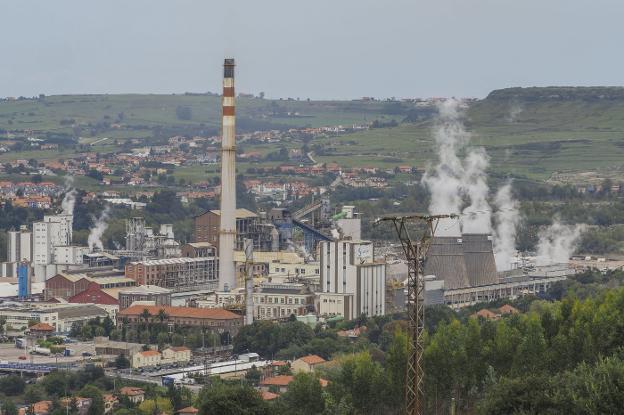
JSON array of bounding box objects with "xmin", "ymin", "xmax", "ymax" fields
[{"xmin": 2, "ymin": 0, "xmax": 623, "ymax": 99}]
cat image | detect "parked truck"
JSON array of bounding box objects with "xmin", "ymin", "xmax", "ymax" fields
[{"xmin": 31, "ymin": 346, "xmax": 51, "ymax": 356}]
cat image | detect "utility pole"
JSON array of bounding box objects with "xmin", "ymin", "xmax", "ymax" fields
[
  {"xmin": 243, "ymin": 238, "xmax": 254, "ymax": 326},
  {"xmin": 375, "ymin": 213, "xmax": 457, "ymax": 415}
]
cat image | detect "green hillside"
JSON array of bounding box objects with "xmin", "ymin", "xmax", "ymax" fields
[
  {"xmin": 0, "ymin": 94, "xmax": 401, "ymax": 135},
  {"xmin": 3, "ymin": 87, "xmax": 624, "ymax": 182},
  {"xmin": 314, "ymin": 87, "xmax": 624, "ymax": 180}
]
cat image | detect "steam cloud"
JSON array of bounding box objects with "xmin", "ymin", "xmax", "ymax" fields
[
  {"xmin": 423, "ymin": 99, "xmax": 585, "ymax": 269},
  {"xmin": 88, "ymin": 206, "xmax": 110, "ymax": 251},
  {"xmin": 61, "ymin": 176, "xmax": 76, "ymax": 215},
  {"xmin": 423, "ymin": 99, "xmax": 492, "ymax": 236},
  {"xmin": 536, "ymin": 220, "xmax": 585, "ymax": 265},
  {"xmin": 493, "ymin": 182, "xmax": 521, "ymax": 270}
]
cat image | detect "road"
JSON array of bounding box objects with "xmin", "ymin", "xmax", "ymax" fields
[
  {"xmin": 105, "ymin": 369, "xmax": 204, "ymax": 392},
  {"xmin": 0, "ymin": 342, "xmax": 96, "ymax": 365}
]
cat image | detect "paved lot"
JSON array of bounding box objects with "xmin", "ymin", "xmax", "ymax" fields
[{"xmin": 0, "ymin": 341, "xmax": 96, "ymax": 365}]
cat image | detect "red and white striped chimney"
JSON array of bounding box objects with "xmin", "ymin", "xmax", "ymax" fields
[{"xmin": 219, "ymin": 58, "xmax": 237, "ymax": 291}]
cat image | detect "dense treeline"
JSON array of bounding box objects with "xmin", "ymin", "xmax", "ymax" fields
[{"xmin": 226, "ymin": 274, "xmax": 624, "ymax": 414}]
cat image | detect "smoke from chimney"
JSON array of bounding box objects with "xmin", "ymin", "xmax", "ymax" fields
[
  {"xmin": 61, "ymin": 176, "xmax": 76, "ymax": 216},
  {"xmin": 88, "ymin": 206, "xmax": 110, "ymax": 251}
]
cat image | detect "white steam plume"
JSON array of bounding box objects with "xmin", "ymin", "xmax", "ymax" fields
[
  {"xmin": 461, "ymin": 148, "xmax": 491, "ymax": 233},
  {"xmin": 493, "ymin": 182, "xmax": 521, "ymax": 271},
  {"xmin": 61, "ymin": 176, "xmax": 76, "ymax": 215},
  {"xmin": 88, "ymin": 206, "xmax": 111, "ymax": 251},
  {"xmin": 535, "ymin": 219, "xmax": 585, "ymax": 266},
  {"xmin": 422, "ymin": 98, "xmax": 491, "ymax": 236}
]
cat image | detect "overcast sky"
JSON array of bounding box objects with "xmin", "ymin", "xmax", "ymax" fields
[{"xmin": 2, "ymin": 1, "xmax": 623, "ymax": 100}]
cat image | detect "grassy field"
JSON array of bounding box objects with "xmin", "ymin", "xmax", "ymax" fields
[
  {"xmin": 313, "ymin": 89, "xmax": 624, "ymax": 180},
  {"xmin": 0, "ymin": 94, "xmax": 400, "ymax": 134},
  {"xmin": 3, "ymin": 88, "xmax": 624, "ymax": 182}
]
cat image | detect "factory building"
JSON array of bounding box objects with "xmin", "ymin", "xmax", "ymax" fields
[
  {"xmin": 125, "ymin": 218, "xmax": 180, "ymax": 258},
  {"xmin": 0, "ymin": 303, "xmax": 108, "ymax": 333},
  {"xmin": 7, "ymin": 225, "xmax": 32, "ymax": 263},
  {"xmin": 44, "ymin": 271, "xmax": 136, "ymax": 300},
  {"xmin": 124, "ymin": 257, "xmax": 218, "ymax": 292},
  {"xmin": 319, "ymin": 239, "xmax": 385, "ymax": 318},
  {"xmin": 32, "ymin": 214, "xmax": 74, "ymax": 281},
  {"xmin": 117, "ymin": 305, "xmax": 243, "ymax": 337},
  {"xmin": 118, "ymin": 285, "xmax": 172, "ymax": 310},
  {"xmin": 195, "ymin": 282, "xmax": 316, "ymax": 321}
]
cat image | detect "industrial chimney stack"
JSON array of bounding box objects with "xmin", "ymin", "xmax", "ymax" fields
[{"xmin": 219, "ymin": 58, "xmax": 237, "ymax": 291}]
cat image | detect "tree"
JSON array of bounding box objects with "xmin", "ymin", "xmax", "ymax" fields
[
  {"xmin": 157, "ymin": 309, "xmax": 168, "ymax": 323},
  {"xmin": 24, "ymin": 384, "xmax": 46, "ymax": 404},
  {"xmin": 1, "ymin": 399, "xmax": 18, "ymax": 415},
  {"xmin": 167, "ymin": 385, "xmax": 183, "ymax": 411},
  {"xmin": 81, "ymin": 324, "xmax": 93, "ymax": 340},
  {"xmin": 244, "ymin": 365, "xmax": 262, "ymax": 386},
  {"xmin": 328, "ymin": 352, "xmax": 386, "ymax": 415},
  {"xmin": 0, "ymin": 374, "xmax": 26, "ymax": 396},
  {"xmin": 196, "ymin": 383, "xmax": 269, "ymax": 415},
  {"xmin": 385, "ymin": 330, "xmax": 408, "ymax": 413},
  {"xmin": 280, "ymin": 372, "xmax": 325, "ymax": 415},
  {"xmin": 79, "ymin": 385, "xmax": 105, "ymax": 415},
  {"xmin": 157, "ymin": 332, "xmax": 169, "ymax": 351},
  {"xmin": 138, "ymin": 398, "xmax": 173, "ymax": 415},
  {"xmin": 115, "ymin": 353, "xmax": 130, "ymax": 369},
  {"xmin": 479, "ymin": 374, "xmax": 557, "ymax": 415},
  {"xmin": 140, "ymin": 309, "xmax": 151, "ymax": 328}
]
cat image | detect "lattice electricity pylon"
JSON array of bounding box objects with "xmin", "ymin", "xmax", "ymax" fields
[{"xmin": 375, "ymin": 213, "xmax": 457, "ymax": 415}]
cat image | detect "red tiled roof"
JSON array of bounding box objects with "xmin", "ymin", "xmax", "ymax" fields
[
  {"xmin": 120, "ymin": 387, "xmax": 145, "ymax": 396},
  {"xmin": 271, "ymin": 360, "xmax": 288, "ymax": 367},
  {"xmin": 119, "ymin": 305, "xmax": 241, "ymax": 320},
  {"xmin": 299, "ymin": 354, "xmax": 326, "ymax": 365},
  {"xmin": 499, "ymin": 304, "xmax": 520, "ymax": 314},
  {"xmin": 29, "ymin": 322, "xmax": 55, "ymax": 332},
  {"xmin": 32, "ymin": 401, "xmax": 52, "ymax": 414},
  {"xmin": 261, "ymin": 391, "xmax": 279, "ymax": 401},
  {"xmin": 168, "ymin": 346, "xmax": 190, "ymax": 352},
  {"xmin": 139, "ymin": 350, "xmax": 161, "ymax": 357},
  {"xmin": 260, "ymin": 375, "xmax": 294, "ymax": 386},
  {"xmin": 176, "ymin": 407, "xmax": 199, "ymax": 414},
  {"xmin": 68, "ymin": 282, "xmax": 118, "ymax": 306}
]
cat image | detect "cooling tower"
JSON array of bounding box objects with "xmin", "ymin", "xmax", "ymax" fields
[
  {"xmin": 462, "ymin": 234, "xmax": 498, "ymax": 286},
  {"xmin": 424, "ymin": 236, "xmax": 470, "ymax": 289}
]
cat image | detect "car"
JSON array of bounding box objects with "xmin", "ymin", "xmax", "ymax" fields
[
  {"xmin": 18, "ymin": 356, "xmax": 27, "ymax": 360},
  {"xmin": 81, "ymin": 352, "xmax": 92, "ymax": 357}
]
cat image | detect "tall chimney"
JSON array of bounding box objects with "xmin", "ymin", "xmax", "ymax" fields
[{"xmin": 219, "ymin": 58, "xmax": 237, "ymax": 291}]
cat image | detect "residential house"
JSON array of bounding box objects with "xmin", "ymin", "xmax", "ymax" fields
[
  {"xmin": 119, "ymin": 387, "xmax": 145, "ymax": 404},
  {"xmin": 103, "ymin": 394, "xmax": 119, "ymax": 414},
  {"xmin": 292, "ymin": 354, "xmax": 326, "ymax": 373},
  {"xmin": 258, "ymin": 375, "xmax": 294, "ymax": 394}
]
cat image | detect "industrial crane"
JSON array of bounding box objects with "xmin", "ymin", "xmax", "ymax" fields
[{"xmin": 375, "ymin": 213, "xmax": 458, "ymax": 415}]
